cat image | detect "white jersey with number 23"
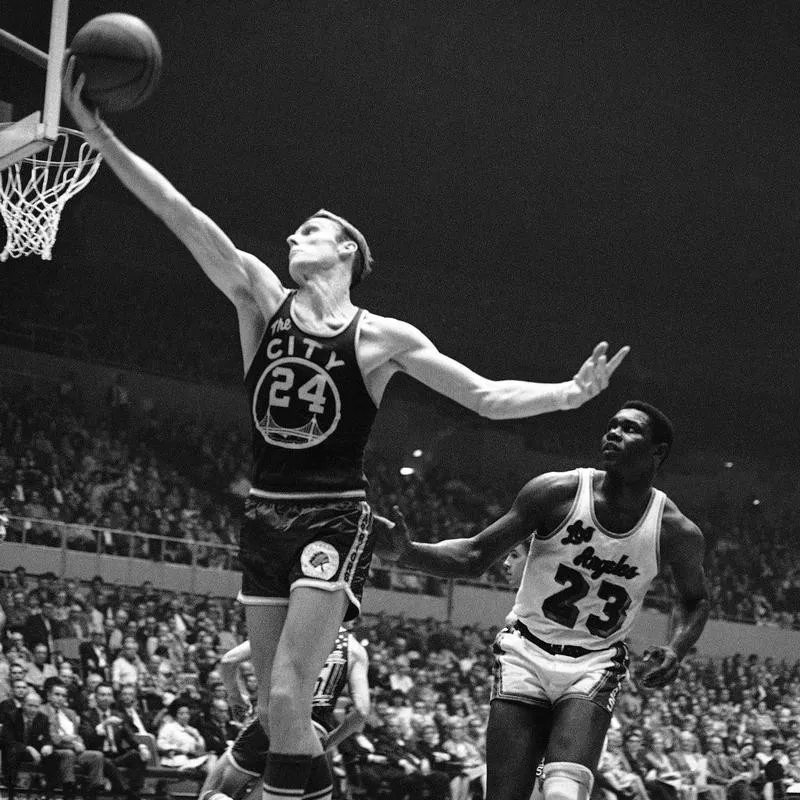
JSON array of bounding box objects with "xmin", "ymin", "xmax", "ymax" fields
[{"xmin": 512, "ymin": 468, "xmax": 663, "ymax": 650}]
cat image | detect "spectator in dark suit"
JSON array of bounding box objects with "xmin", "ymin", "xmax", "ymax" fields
[
  {"xmin": 79, "ymin": 630, "xmax": 110, "ymax": 680},
  {"xmin": 199, "ymin": 699, "xmax": 238, "ymax": 757},
  {"xmin": 117, "ymin": 684, "xmax": 158, "ymax": 737},
  {"xmin": 705, "ymin": 735, "xmax": 755, "ymax": 800},
  {"xmin": 360, "ymin": 718, "xmax": 450, "ymax": 800},
  {"xmin": 80, "ymin": 683, "xmax": 150, "ymax": 800},
  {"xmin": 0, "ymin": 678, "xmax": 31, "ymax": 722},
  {"xmin": 0, "ymin": 689, "xmax": 58, "ymax": 800},
  {"xmin": 73, "ymin": 672, "xmax": 104, "ymax": 715},
  {"xmin": 41, "ymin": 678, "xmax": 105, "ymax": 800},
  {"xmin": 764, "ymin": 743, "xmax": 788, "ymax": 800},
  {"xmin": 22, "ymin": 593, "xmax": 54, "ymax": 651}
]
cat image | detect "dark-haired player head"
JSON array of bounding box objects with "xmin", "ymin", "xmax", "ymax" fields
[{"xmin": 600, "ymin": 400, "xmax": 674, "ymax": 480}]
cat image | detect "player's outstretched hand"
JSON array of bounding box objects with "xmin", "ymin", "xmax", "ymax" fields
[
  {"xmin": 61, "ymin": 52, "xmax": 104, "ymax": 135},
  {"xmin": 372, "ymin": 506, "xmax": 413, "ymax": 563},
  {"xmin": 564, "ymin": 342, "xmax": 630, "ymax": 409},
  {"xmin": 639, "ymin": 646, "xmax": 681, "ymax": 688}
]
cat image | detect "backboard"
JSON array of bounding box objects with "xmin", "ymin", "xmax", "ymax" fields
[{"xmin": 0, "ymin": 0, "xmax": 69, "ymax": 170}]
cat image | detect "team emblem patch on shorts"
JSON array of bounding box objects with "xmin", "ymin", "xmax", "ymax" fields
[{"xmin": 300, "ymin": 541, "xmax": 340, "ymax": 580}]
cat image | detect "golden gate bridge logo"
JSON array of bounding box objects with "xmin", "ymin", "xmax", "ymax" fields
[{"xmin": 253, "ymin": 357, "xmax": 342, "ymax": 450}]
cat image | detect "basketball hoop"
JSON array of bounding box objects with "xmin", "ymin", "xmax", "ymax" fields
[{"xmin": 0, "ymin": 125, "xmax": 102, "ymax": 261}]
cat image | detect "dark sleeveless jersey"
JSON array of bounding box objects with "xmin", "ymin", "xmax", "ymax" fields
[
  {"xmin": 245, "ymin": 291, "xmax": 378, "ymax": 497},
  {"xmin": 312, "ymin": 627, "xmax": 350, "ymax": 732}
]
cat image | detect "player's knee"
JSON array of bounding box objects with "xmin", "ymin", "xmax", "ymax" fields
[
  {"xmin": 541, "ymin": 761, "xmax": 594, "ymax": 800},
  {"xmin": 266, "ymin": 681, "xmax": 303, "ymax": 721}
]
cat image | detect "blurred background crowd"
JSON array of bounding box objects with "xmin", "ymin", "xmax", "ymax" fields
[{"xmin": 1, "ymin": 375, "xmax": 800, "ymax": 627}]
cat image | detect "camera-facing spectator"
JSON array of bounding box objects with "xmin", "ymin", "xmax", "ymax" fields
[
  {"xmin": 111, "ymin": 636, "xmax": 148, "ymax": 692},
  {"xmin": 79, "ymin": 629, "xmax": 110, "ymax": 680},
  {"xmin": 199, "ymin": 698, "xmax": 238, "ymax": 757},
  {"xmin": 24, "ymin": 643, "xmax": 57, "ymax": 693},
  {"xmin": 156, "ymin": 699, "xmax": 213, "ymax": 773},
  {"xmin": 0, "ymin": 689, "xmax": 57, "ymax": 799},
  {"xmin": 40, "ymin": 678, "xmax": 105, "ymax": 800},
  {"xmin": 22, "ymin": 592, "xmax": 54, "ymax": 651},
  {"xmin": 0, "ymin": 677, "xmax": 31, "ymax": 722},
  {"xmin": 79, "ymin": 682, "xmax": 149, "ymax": 800}
]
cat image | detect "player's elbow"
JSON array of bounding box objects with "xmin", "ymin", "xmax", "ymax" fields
[
  {"xmin": 474, "ymin": 386, "xmax": 503, "ymax": 420},
  {"xmin": 465, "ymin": 548, "xmax": 490, "ymax": 578}
]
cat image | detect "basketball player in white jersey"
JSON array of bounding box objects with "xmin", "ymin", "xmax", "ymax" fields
[
  {"xmin": 379, "ymin": 401, "xmax": 710, "ymax": 800},
  {"xmin": 62, "ymin": 57, "xmax": 628, "ymax": 800}
]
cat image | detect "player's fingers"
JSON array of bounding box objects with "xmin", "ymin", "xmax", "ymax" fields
[
  {"xmin": 591, "ymin": 341, "xmax": 608, "ymax": 364},
  {"xmin": 606, "ymin": 346, "xmax": 631, "ymax": 375},
  {"xmin": 596, "ymin": 354, "xmax": 609, "ymax": 389},
  {"xmin": 391, "ymin": 505, "xmax": 407, "ymax": 530}
]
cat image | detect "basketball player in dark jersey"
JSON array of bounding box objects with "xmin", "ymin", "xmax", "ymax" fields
[
  {"xmin": 379, "ymin": 401, "xmax": 710, "ymax": 800},
  {"xmin": 63, "ymin": 57, "xmax": 629, "ymax": 800},
  {"xmin": 199, "ymin": 627, "xmax": 369, "ymax": 800}
]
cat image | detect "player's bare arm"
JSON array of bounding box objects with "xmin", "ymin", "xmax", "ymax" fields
[
  {"xmin": 60, "ymin": 55, "xmax": 286, "ymax": 324},
  {"xmin": 358, "ymin": 314, "xmax": 630, "ymax": 413},
  {"xmin": 640, "ymin": 503, "xmax": 710, "ymax": 688},
  {"xmin": 324, "ymin": 636, "xmax": 370, "ymax": 752},
  {"xmin": 218, "ymin": 640, "xmax": 252, "ymax": 711},
  {"xmin": 379, "ymin": 471, "xmax": 574, "ymax": 578}
]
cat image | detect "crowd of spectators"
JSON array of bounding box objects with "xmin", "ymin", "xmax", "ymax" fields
[
  {"xmin": 0, "ymin": 569, "xmax": 246, "ymax": 799},
  {"xmin": 2, "ymin": 566, "xmax": 800, "ymax": 800},
  {"xmin": 2, "ymin": 374, "xmax": 800, "ymax": 628}
]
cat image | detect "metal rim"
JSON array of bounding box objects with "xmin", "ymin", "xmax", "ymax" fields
[{"xmin": 0, "ymin": 122, "xmax": 99, "ymax": 167}]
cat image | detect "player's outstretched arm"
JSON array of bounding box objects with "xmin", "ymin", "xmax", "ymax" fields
[
  {"xmin": 217, "ymin": 640, "xmax": 252, "ymax": 711},
  {"xmin": 324, "ymin": 636, "xmax": 370, "ymax": 752},
  {"xmin": 375, "ymin": 474, "xmax": 555, "ymax": 578},
  {"xmin": 60, "ymin": 55, "xmax": 284, "ymax": 312},
  {"xmin": 373, "ymin": 317, "xmax": 629, "ymax": 418},
  {"xmin": 640, "ymin": 507, "xmax": 710, "ymax": 689}
]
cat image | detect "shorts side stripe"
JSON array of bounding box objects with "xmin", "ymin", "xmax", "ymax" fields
[{"xmin": 341, "ymin": 501, "xmax": 372, "ymax": 585}]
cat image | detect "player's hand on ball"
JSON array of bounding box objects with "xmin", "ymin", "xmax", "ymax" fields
[
  {"xmin": 61, "ymin": 53, "xmax": 104, "ymax": 134},
  {"xmin": 372, "ymin": 506, "xmax": 412, "ymax": 563},
  {"xmin": 639, "ymin": 646, "xmax": 681, "ymax": 688},
  {"xmin": 564, "ymin": 342, "xmax": 630, "ymax": 409}
]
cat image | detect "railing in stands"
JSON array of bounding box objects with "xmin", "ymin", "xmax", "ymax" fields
[
  {"xmin": 2, "ymin": 515, "xmax": 673, "ymax": 614},
  {"xmin": 4, "ymin": 515, "xmax": 239, "ymax": 568},
  {"xmin": 0, "ymin": 315, "xmax": 89, "ymax": 359}
]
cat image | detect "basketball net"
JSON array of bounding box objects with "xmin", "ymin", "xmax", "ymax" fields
[{"xmin": 0, "ymin": 126, "xmax": 102, "ymax": 261}]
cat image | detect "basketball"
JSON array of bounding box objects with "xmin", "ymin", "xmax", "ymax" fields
[{"xmin": 69, "ymin": 13, "xmax": 162, "ymax": 114}]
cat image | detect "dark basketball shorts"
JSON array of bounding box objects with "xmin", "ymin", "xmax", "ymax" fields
[
  {"xmin": 237, "ymin": 495, "xmax": 374, "ymax": 621},
  {"xmin": 230, "ymin": 717, "xmax": 270, "ymax": 776},
  {"xmin": 228, "ymin": 716, "xmax": 331, "ymax": 777},
  {"xmin": 491, "ymin": 625, "xmax": 629, "ymax": 714}
]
